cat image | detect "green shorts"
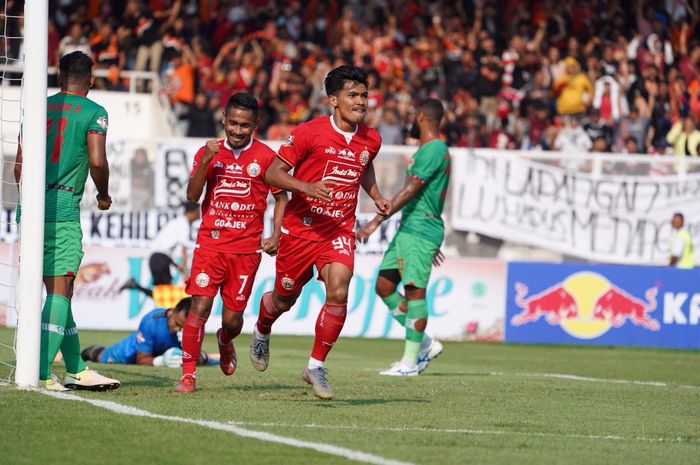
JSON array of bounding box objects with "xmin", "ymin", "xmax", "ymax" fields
[
  {"xmin": 43, "ymin": 222, "xmax": 84, "ymax": 276},
  {"xmin": 379, "ymin": 231, "xmax": 439, "ymax": 289}
]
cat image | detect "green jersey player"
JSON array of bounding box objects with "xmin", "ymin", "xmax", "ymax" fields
[
  {"xmin": 14, "ymin": 51, "xmax": 119, "ymax": 391},
  {"xmin": 357, "ymin": 98, "xmax": 449, "ymax": 376}
]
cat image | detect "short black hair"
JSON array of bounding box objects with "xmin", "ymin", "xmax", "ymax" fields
[
  {"xmin": 225, "ymin": 92, "xmax": 259, "ymax": 120},
  {"xmin": 183, "ymin": 201, "xmax": 199, "ymax": 213},
  {"xmin": 174, "ymin": 297, "xmax": 192, "ymax": 315},
  {"xmin": 324, "ymin": 65, "xmax": 369, "ymax": 96},
  {"xmin": 59, "ymin": 51, "xmax": 93, "ymax": 86},
  {"xmin": 418, "ymin": 98, "xmax": 445, "ymax": 122},
  {"xmin": 674, "ymin": 212, "xmax": 685, "ymax": 222}
]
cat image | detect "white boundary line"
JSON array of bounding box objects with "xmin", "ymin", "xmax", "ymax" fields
[
  {"xmin": 36, "ymin": 389, "xmax": 698, "ymax": 448},
  {"xmin": 39, "ymin": 390, "xmax": 417, "ymax": 465},
  {"xmin": 225, "ymin": 421, "xmax": 696, "ymax": 444},
  {"xmin": 364, "ymin": 369, "xmax": 700, "ymax": 390}
]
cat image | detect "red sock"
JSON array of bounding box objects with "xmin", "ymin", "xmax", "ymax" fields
[
  {"xmin": 181, "ymin": 312, "xmax": 207, "ymax": 377},
  {"xmin": 310, "ymin": 303, "xmax": 346, "ymax": 361},
  {"xmin": 218, "ymin": 326, "xmax": 239, "ymax": 345},
  {"xmin": 256, "ymin": 291, "xmax": 281, "ymax": 335}
]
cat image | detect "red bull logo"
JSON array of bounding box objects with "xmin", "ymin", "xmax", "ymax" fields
[{"xmin": 511, "ymin": 272, "xmax": 660, "ymax": 339}]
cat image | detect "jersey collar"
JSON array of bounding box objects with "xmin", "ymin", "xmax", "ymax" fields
[
  {"xmin": 329, "ymin": 115, "xmax": 357, "ymax": 145},
  {"xmin": 224, "ymin": 138, "xmax": 253, "ymax": 158}
]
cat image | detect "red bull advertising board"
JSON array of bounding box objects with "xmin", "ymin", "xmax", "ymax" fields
[{"xmin": 506, "ymin": 262, "xmax": 700, "ymax": 349}]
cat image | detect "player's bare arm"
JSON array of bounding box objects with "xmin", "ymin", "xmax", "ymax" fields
[
  {"xmin": 187, "ymin": 139, "xmax": 219, "ymax": 202},
  {"xmin": 13, "ymin": 137, "xmax": 22, "ymax": 185},
  {"xmin": 261, "ymin": 190, "xmax": 288, "ymax": 256},
  {"xmin": 135, "ymin": 351, "xmax": 155, "ymax": 366},
  {"xmin": 265, "ymin": 157, "xmax": 334, "ymax": 201},
  {"xmin": 88, "ymin": 132, "xmax": 111, "ymax": 210},
  {"xmin": 359, "ymin": 161, "xmax": 391, "ymax": 217},
  {"xmin": 356, "ymin": 175, "xmax": 424, "ymax": 243}
]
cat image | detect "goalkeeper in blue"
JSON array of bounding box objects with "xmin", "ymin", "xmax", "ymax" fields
[{"xmin": 81, "ymin": 297, "xmax": 216, "ymax": 368}]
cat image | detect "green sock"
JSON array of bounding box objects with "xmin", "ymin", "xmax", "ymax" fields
[
  {"xmin": 39, "ymin": 294, "xmax": 70, "ymax": 381},
  {"xmin": 402, "ymin": 299, "xmax": 428, "ymax": 366},
  {"xmin": 60, "ymin": 305, "xmax": 87, "ymax": 375},
  {"xmin": 382, "ymin": 292, "xmax": 406, "ymax": 325}
]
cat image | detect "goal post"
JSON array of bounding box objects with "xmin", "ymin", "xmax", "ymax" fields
[{"xmin": 14, "ymin": 0, "xmax": 47, "ymax": 388}]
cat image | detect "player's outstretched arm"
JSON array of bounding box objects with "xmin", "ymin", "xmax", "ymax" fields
[
  {"xmin": 187, "ymin": 140, "xmax": 219, "ymax": 202},
  {"xmin": 265, "ymin": 157, "xmax": 333, "ymax": 201},
  {"xmin": 88, "ymin": 133, "xmax": 111, "ymax": 210},
  {"xmin": 356, "ymin": 175, "xmax": 424, "ymax": 243},
  {"xmin": 261, "ymin": 190, "xmax": 288, "ymax": 256},
  {"xmin": 360, "ymin": 161, "xmax": 391, "ymax": 216}
]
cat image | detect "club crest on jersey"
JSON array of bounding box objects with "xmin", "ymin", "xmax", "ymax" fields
[
  {"xmin": 210, "ymin": 230, "xmax": 220, "ymax": 239},
  {"xmin": 359, "ymin": 150, "xmax": 370, "ymax": 166},
  {"xmin": 283, "ymin": 134, "xmax": 294, "ymax": 146},
  {"xmin": 302, "ymin": 216, "xmax": 312, "ymax": 226},
  {"xmin": 322, "ymin": 160, "xmax": 361, "ymax": 184},
  {"xmin": 246, "ymin": 162, "xmax": 261, "ymax": 177},
  {"xmin": 213, "ymin": 176, "xmax": 251, "ymax": 199},
  {"xmin": 96, "ymin": 116, "xmax": 108, "ymax": 131},
  {"xmin": 281, "ymin": 276, "xmax": 295, "ymax": 290},
  {"xmin": 195, "ymin": 272, "xmax": 210, "ymax": 287}
]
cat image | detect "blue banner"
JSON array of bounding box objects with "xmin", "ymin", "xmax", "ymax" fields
[{"xmin": 505, "ymin": 262, "xmax": 700, "ymax": 349}]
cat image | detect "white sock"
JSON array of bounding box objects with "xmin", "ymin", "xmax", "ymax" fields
[
  {"xmin": 307, "ymin": 357, "xmax": 324, "ymax": 369},
  {"xmin": 254, "ymin": 326, "xmax": 270, "ymax": 341}
]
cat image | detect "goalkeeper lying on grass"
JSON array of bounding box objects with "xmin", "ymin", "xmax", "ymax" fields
[{"xmin": 79, "ymin": 297, "xmax": 218, "ymax": 368}]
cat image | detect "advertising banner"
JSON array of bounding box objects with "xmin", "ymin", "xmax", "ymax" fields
[
  {"xmin": 68, "ymin": 246, "xmax": 506, "ymax": 341},
  {"xmin": 451, "ymin": 148, "xmax": 700, "ymax": 265},
  {"xmin": 505, "ymin": 261, "xmax": 700, "ymax": 349}
]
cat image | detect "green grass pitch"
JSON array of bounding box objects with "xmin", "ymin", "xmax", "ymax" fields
[{"xmin": 1, "ymin": 328, "xmax": 699, "ymax": 465}]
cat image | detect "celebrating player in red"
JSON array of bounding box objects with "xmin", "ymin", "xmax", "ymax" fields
[
  {"xmin": 175, "ymin": 92, "xmax": 287, "ymax": 393},
  {"xmin": 250, "ymin": 65, "xmax": 391, "ymax": 399}
]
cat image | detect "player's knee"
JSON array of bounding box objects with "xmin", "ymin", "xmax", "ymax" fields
[
  {"xmin": 190, "ymin": 302, "xmax": 212, "ymax": 320},
  {"xmin": 272, "ymin": 292, "xmax": 295, "ymax": 313},
  {"xmin": 326, "ymin": 286, "xmax": 348, "ymax": 304},
  {"xmin": 375, "ymin": 278, "xmax": 395, "ymax": 297}
]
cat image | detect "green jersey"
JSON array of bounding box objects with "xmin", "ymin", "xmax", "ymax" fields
[
  {"xmin": 399, "ymin": 139, "xmax": 450, "ymax": 246},
  {"xmin": 44, "ymin": 91, "xmax": 108, "ymax": 222}
]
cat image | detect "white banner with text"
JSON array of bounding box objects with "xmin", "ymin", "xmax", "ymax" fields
[{"xmin": 451, "ymin": 148, "xmax": 700, "ymax": 264}]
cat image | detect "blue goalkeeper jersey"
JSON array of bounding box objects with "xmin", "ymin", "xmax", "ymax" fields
[{"xmin": 100, "ymin": 308, "xmax": 179, "ymax": 364}]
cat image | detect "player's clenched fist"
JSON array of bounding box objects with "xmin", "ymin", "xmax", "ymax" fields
[
  {"xmin": 374, "ymin": 196, "xmax": 391, "ymax": 216},
  {"xmin": 202, "ymin": 140, "xmax": 220, "ymax": 164},
  {"xmin": 303, "ymin": 180, "xmax": 334, "ymax": 201},
  {"xmin": 96, "ymin": 193, "xmax": 112, "ymax": 210}
]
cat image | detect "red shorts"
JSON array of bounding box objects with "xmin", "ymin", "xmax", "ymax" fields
[
  {"xmin": 274, "ymin": 233, "xmax": 355, "ymax": 296},
  {"xmin": 186, "ymin": 248, "xmax": 262, "ymax": 312}
]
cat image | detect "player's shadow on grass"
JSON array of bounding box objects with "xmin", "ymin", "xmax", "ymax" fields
[
  {"xmin": 290, "ymin": 397, "xmax": 430, "ymax": 407},
  {"xmin": 222, "ymin": 383, "xmax": 301, "ymax": 393},
  {"xmin": 97, "ymin": 367, "xmax": 174, "ymax": 387}
]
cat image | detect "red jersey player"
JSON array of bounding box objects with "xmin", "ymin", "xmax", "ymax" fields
[
  {"xmin": 250, "ymin": 65, "xmax": 391, "ymax": 399},
  {"xmin": 175, "ymin": 93, "xmax": 288, "ymax": 393}
]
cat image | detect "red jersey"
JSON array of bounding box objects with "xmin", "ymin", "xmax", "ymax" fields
[
  {"xmin": 191, "ymin": 138, "xmax": 279, "ymax": 253},
  {"xmin": 277, "ymin": 116, "xmax": 382, "ymax": 241}
]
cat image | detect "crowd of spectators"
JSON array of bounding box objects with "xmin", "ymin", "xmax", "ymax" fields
[{"xmin": 24, "ymin": 0, "xmax": 700, "ymax": 155}]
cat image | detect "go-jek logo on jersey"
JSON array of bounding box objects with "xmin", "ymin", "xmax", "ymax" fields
[
  {"xmin": 511, "ymin": 272, "xmax": 659, "ymax": 339},
  {"xmin": 322, "ymin": 160, "xmax": 360, "ymax": 184},
  {"xmin": 213, "ymin": 176, "xmax": 251, "ymax": 199}
]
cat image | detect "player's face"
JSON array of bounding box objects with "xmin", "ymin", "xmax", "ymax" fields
[
  {"xmin": 168, "ymin": 310, "xmax": 187, "ymax": 333},
  {"xmin": 331, "ymin": 81, "xmax": 368, "ymax": 126},
  {"xmin": 222, "ymin": 107, "xmax": 257, "ymax": 149}
]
